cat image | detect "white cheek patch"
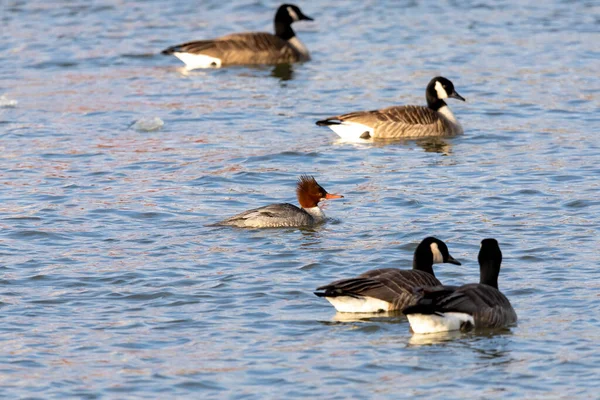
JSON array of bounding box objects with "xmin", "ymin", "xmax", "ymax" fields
[
  {"xmin": 287, "ymin": 6, "xmax": 300, "ymax": 21},
  {"xmin": 430, "ymin": 242, "xmax": 444, "ymax": 264},
  {"xmin": 434, "ymin": 81, "xmax": 449, "ymax": 99}
]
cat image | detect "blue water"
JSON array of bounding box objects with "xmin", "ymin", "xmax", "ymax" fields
[{"xmin": 1, "ymin": 0, "xmax": 600, "ymax": 398}]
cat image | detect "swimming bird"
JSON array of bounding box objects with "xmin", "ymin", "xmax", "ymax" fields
[
  {"xmin": 213, "ymin": 175, "xmax": 342, "ymax": 228},
  {"xmin": 403, "ymin": 238, "xmax": 517, "ymax": 333},
  {"xmin": 314, "ymin": 237, "xmax": 461, "ymax": 313},
  {"xmin": 316, "ymin": 76, "xmax": 466, "ymax": 140},
  {"xmin": 162, "ymin": 4, "xmax": 313, "ymax": 70}
]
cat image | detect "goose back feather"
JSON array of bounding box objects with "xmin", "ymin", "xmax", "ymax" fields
[{"xmin": 315, "ymin": 268, "xmax": 442, "ymax": 312}]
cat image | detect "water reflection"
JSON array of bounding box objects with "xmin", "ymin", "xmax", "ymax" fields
[
  {"xmin": 173, "ymin": 66, "xmax": 209, "ymax": 77},
  {"xmin": 331, "ymin": 310, "xmax": 405, "ymax": 323},
  {"xmin": 408, "ymin": 330, "xmax": 464, "ymax": 346},
  {"xmin": 174, "ymin": 63, "xmax": 295, "ymax": 81},
  {"xmin": 271, "ymin": 64, "xmax": 294, "ymax": 81},
  {"xmin": 408, "ymin": 329, "xmax": 514, "ymax": 348},
  {"xmin": 331, "ymin": 137, "xmax": 453, "ymax": 154},
  {"xmin": 415, "ymin": 138, "xmax": 453, "ymax": 155}
]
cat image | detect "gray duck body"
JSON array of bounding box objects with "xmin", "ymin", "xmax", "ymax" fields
[{"xmin": 214, "ymin": 203, "xmax": 322, "ymax": 228}]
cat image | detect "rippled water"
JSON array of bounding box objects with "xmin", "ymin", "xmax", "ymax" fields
[{"xmin": 1, "ymin": 0, "xmax": 600, "ymax": 398}]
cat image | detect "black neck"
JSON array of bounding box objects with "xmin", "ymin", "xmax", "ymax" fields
[
  {"xmin": 412, "ymin": 251, "xmax": 435, "ymax": 276},
  {"xmin": 426, "ymin": 91, "xmax": 446, "ymax": 111},
  {"xmin": 275, "ymin": 22, "xmax": 295, "ymax": 40},
  {"xmin": 479, "ymin": 260, "xmax": 500, "ymax": 289}
]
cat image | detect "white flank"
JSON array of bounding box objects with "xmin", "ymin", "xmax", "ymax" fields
[
  {"xmin": 303, "ymin": 206, "xmax": 326, "ymax": 221},
  {"xmin": 434, "ymin": 80, "xmax": 449, "ymax": 99},
  {"xmin": 287, "ymin": 36, "xmax": 310, "ymax": 60},
  {"xmin": 326, "ymin": 122, "xmax": 374, "ymax": 141},
  {"xmin": 430, "ymin": 242, "xmax": 443, "ymax": 264},
  {"xmin": 326, "ymin": 296, "xmax": 391, "ymax": 313},
  {"xmin": 173, "ymin": 52, "xmax": 222, "ymax": 70},
  {"xmin": 407, "ymin": 312, "xmax": 474, "ymax": 334}
]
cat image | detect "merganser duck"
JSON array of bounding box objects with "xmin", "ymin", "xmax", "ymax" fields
[
  {"xmin": 314, "ymin": 237, "xmax": 461, "ymax": 313},
  {"xmin": 162, "ymin": 4, "xmax": 313, "ymax": 70},
  {"xmin": 316, "ymin": 77, "xmax": 465, "ymax": 141},
  {"xmin": 403, "ymin": 238, "xmax": 517, "ymax": 333},
  {"xmin": 213, "ymin": 175, "xmax": 342, "ymax": 228}
]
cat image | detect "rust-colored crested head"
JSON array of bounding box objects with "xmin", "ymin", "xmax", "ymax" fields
[{"xmin": 296, "ymin": 175, "xmax": 343, "ymax": 208}]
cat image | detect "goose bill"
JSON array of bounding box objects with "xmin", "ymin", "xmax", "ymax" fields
[
  {"xmin": 450, "ymin": 91, "xmax": 466, "ymax": 101},
  {"xmin": 447, "ymin": 255, "xmax": 461, "ymax": 265}
]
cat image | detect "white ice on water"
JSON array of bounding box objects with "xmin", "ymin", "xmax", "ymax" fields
[
  {"xmin": 132, "ymin": 117, "xmax": 164, "ymax": 132},
  {"xmin": 0, "ymin": 95, "xmax": 18, "ymax": 108}
]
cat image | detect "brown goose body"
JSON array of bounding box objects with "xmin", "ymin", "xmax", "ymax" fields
[
  {"xmin": 319, "ymin": 105, "xmax": 463, "ymax": 139},
  {"xmin": 162, "ymin": 4, "xmax": 312, "ymax": 70},
  {"xmin": 163, "ymin": 32, "xmax": 309, "ymax": 68},
  {"xmin": 316, "ymin": 77, "xmax": 466, "ymax": 140},
  {"xmin": 316, "ymin": 268, "xmax": 443, "ymax": 312},
  {"xmin": 314, "ymin": 237, "xmax": 461, "ymax": 313},
  {"xmin": 404, "ymin": 239, "xmax": 517, "ymax": 333}
]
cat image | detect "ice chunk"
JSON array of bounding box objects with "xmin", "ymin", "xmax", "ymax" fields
[
  {"xmin": 0, "ymin": 95, "xmax": 18, "ymax": 108},
  {"xmin": 132, "ymin": 117, "xmax": 164, "ymax": 132}
]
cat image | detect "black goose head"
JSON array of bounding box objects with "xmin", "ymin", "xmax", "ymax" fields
[
  {"xmin": 413, "ymin": 236, "xmax": 461, "ymax": 276},
  {"xmin": 425, "ymin": 76, "xmax": 466, "ymax": 111},
  {"xmin": 274, "ymin": 4, "xmax": 313, "ymax": 40},
  {"xmin": 478, "ymin": 238, "xmax": 503, "ymax": 289}
]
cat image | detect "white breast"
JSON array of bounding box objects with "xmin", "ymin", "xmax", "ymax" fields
[
  {"xmin": 287, "ymin": 36, "xmax": 310, "ymax": 60},
  {"xmin": 437, "ymin": 105, "xmax": 463, "ymax": 133}
]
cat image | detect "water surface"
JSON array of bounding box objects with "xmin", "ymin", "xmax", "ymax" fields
[{"xmin": 1, "ymin": 0, "xmax": 600, "ymax": 398}]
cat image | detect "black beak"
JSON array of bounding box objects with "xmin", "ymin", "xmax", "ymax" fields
[
  {"xmin": 450, "ymin": 91, "xmax": 466, "ymax": 102},
  {"xmin": 298, "ymin": 11, "xmax": 313, "ymax": 21},
  {"xmin": 447, "ymin": 255, "xmax": 461, "ymax": 265}
]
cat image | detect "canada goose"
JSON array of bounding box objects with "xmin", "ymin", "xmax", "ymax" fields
[
  {"xmin": 316, "ymin": 77, "xmax": 466, "ymax": 140},
  {"xmin": 212, "ymin": 175, "xmax": 342, "ymax": 228},
  {"xmin": 403, "ymin": 238, "xmax": 517, "ymax": 334},
  {"xmin": 162, "ymin": 4, "xmax": 313, "ymax": 70},
  {"xmin": 314, "ymin": 237, "xmax": 461, "ymax": 313}
]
